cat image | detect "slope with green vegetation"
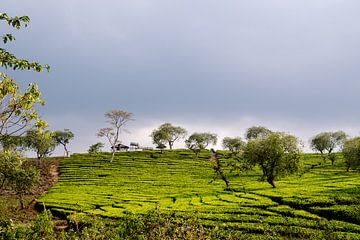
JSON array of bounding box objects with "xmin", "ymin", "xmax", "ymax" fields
[{"xmin": 39, "ymin": 150, "xmax": 360, "ymax": 239}]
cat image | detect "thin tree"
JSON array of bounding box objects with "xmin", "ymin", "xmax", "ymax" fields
[
  {"xmin": 97, "ymin": 110, "xmax": 134, "ymax": 162},
  {"xmin": 53, "ymin": 129, "xmax": 74, "ymax": 157},
  {"xmin": 210, "ymin": 148, "xmax": 230, "ymax": 189}
]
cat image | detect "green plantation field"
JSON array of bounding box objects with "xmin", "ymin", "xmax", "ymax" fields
[{"xmin": 39, "ymin": 150, "xmax": 360, "ymax": 239}]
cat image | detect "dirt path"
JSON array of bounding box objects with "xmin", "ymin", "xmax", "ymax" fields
[{"xmin": 49, "ymin": 162, "xmax": 59, "ymax": 185}]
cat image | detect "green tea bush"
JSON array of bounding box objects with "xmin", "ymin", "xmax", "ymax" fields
[{"xmin": 37, "ymin": 151, "xmax": 360, "ymax": 239}]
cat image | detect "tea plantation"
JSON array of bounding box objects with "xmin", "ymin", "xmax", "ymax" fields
[{"xmin": 40, "ymin": 150, "xmax": 360, "ymax": 239}]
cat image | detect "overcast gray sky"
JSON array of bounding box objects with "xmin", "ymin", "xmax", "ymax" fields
[{"xmin": 2, "ymin": 0, "xmax": 360, "ymax": 154}]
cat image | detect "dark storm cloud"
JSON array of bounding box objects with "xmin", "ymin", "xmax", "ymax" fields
[{"xmin": 2, "ymin": 0, "xmax": 360, "ymax": 152}]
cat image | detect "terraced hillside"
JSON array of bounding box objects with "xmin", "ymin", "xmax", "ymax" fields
[{"xmin": 40, "ymin": 150, "xmax": 360, "ymax": 239}]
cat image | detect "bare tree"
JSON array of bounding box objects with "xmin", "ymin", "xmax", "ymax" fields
[{"xmin": 97, "ymin": 110, "xmax": 134, "ymax": 162}]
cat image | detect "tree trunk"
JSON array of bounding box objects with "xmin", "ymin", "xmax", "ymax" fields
[
  {"xmin": 169, "ymin": 142, "xmax": 173, "ymax": 150},
  {"xmin": 0, "ymin": 178, "xmax": 6, "ymax": 189},
  {"xmin": 267, "ymin": 176, "xmax": 276, "ymax": 188},
  {"xmin": 260, "ymin": 163, "xmax": 266, "ymax": 181},
  {"xmin": 222, "ymin": 175, "xmax": 230, "ymax": 188},
  {"xmin": 211, "ymin": 151, "xmax": 230, "ymax": 189},
  {"xmin": 64, "ymin": 144, "xmax": 69, "ymax": 157},
  {"xmin": 320, "ymin": 151, "xmax": 326, "ymax": 162},
  {"xmin": 110, "ymin": 149, "xmax": 115, "ymax": 162},
  {"xmin": 19, "ymin": 194, "xmax": 25, "ymax": 209},
  {"xmin": 195, "ymin": 150, "xmax": 200, "ymax": 158}
]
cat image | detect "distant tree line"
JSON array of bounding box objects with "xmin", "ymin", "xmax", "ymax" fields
[{"xmin": 146, "ymin": 123, "xmax": 360, "ymax": 188}]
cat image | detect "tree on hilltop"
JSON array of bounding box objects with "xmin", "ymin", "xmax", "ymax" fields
[
  {"xmin": 222, "ymin": 137, "xmax": 245, "ymax": 154},
  {"xmin": 97, "ymin": 110, "xmax": 134, "ymax": 162},
  {"xmin": 245, "ymin": 126, "xmax": 272, "ymax": 140},
  {"xmin": 53, "ymin": 129, "xmax": 74, "ymax": 157},
  {"xmin": 150, "ymin": 123, "xmax": 187, "ymax": 150},
  {"xmin": 244, "ymin": 132, "xmax": 302, "ymax": 188},
  {"xmin": 310, "ymin": 131, "xmax": 347, "ymax": 165},
  {"xmin": 185, "ymin": 132, "xmax": 217, "ymax": 157}
]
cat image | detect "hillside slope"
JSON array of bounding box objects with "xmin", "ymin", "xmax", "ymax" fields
[{"xmin": 40, "ymin": 150, "xmax": 360, "ymax": 239}]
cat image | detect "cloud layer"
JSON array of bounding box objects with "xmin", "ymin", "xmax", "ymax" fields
[{"xmin": 2, "ymin": 0, "xmax": 360, "ymax": 154}]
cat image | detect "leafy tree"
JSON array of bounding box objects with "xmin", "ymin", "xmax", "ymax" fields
[
  {"xmin": 88, "ymin": 142, "xmax": 105, "ymax": 154},
  {"xmin": 0, "ymin": 150, "xmax": 22, "ymax": 188},
  {"xmin": 310, "ymin": 133, "xmax": 328, "ymax": 160},
  {"xmin": 342, "ymin": 137, "xmax": 360, "ymax": 172},
  {"xmin": 310, "ymin": 131, "xmax": 347, "ymax": 165},
  {"xmin": 10, "ymin": 165, "xmax": 40, "ymax": 209},
  {"xmin": 244, "ymin": 132, "xmax": 302, "ymax": 188},
  {"xmin": 53, "ymin": 129, "xmax": 74, "ymax": 157},
  {"xmin": 245, "ymin": 126, "xmax": 272, "ymax": 140},
  {"xmin": 0, "ymin": 135, "xmax": 25, "ymax": 151},
  {"xmin": 0, "ymin": 13, "xmax": 49, "ymax": 141},
  {"xmin": 24, "ymin": 129, "xmax": 56, "ymax": 160},
  {"xmin": 222, "ymin": 137, "xmax": 245, "ymax": 154},
  {"xmin": 185, "ymin": 132, "xmax": 217, "ymax": 157},
  {"xmin": 97, "ymin": 110, "xmax": 134, "ymax": 162},
  {"xmin": 0, "ymin": 150, "xmax": 39, "ymax": 208},
  {"xmin": 150, "ymin": 123, "xmax": 187, "ymax": 150}
]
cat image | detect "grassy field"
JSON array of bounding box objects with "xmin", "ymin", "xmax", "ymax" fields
[{"xmin": 39, "ymin": 150, "xmax": 360, "ymax": 239}]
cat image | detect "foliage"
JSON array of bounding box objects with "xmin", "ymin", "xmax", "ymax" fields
[
  {"xmin": 244, "ymin": 132, "xmax": 302, "ymax": 188},
  {"xmin": 0, "ymin": 150, "xmax": 39, "ymax": 209},
  {"xmin": 150, "ymin": 123, "xmax": 187, "ymax": 150},
  {"xmin": 310, "ymin": 131, "xmax": 347, "ymax": 165},
  {"xmin": 185, "ymin": 132, "xmax": 217, "ymax": 157},
  {"xmin": 0, "ymin": 12, "xmax": 49, "ymax": 142},
  {"xmin": 88, "ymin": 142, "xmax": 104, "ymax": 154},
  {"xmin": 0, "ymin": 135, "xmax": 25, "ymax": 151},
  {"xmin": 53, "ymin": 129, "xmax": 74, "ymax": 157},
  {"xmin": 0, "ymin": 150, "xmax": 22, "ymax": 188},
  {"xmin": 97, "ymin": 110, "xmax": 134, "ymax": 162},
  {"xmin": 31, "ymin": 210, "xmax": 55, "ymax": 240},
  {"xmin": 342, "ymin": 137, "xmax": 360, "ymax": 171},
  {"xmin": 222, "ymin": 137, "xmax": 245, "ymax": 154},
  {"xmin": 24, "ymin": 129, "xmax": 56, "ymax": 160},
  {"xmin": 9, "ymin": 166, "xmax": 39, "ymax": 209},
  {"xmin": 0, "ymin": 210, "xmax": 55, "ymax": 239},
  {"xmin": 117, "ymin": 210, "xmax": 209, "ymax": 240},
  {"xmin": 245, "ymin": 126, "xmax": 272, "ymax": 140}
]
